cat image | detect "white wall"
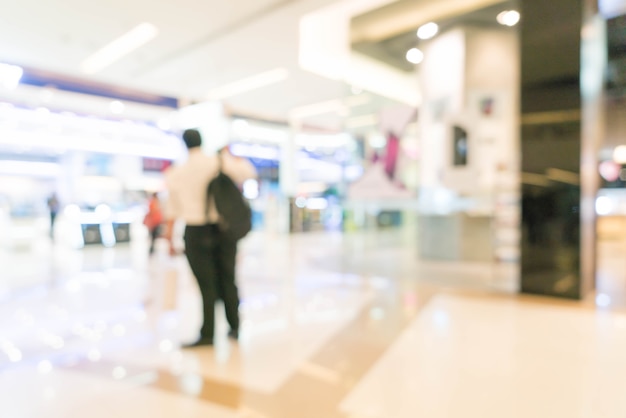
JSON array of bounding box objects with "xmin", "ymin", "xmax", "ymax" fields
[
  {"xmin": 418, "ymin": 25, "xmax": 519, "ymax": 209},
  {"xmin": 462, "ymin": 27, "xmax": 520, "ymax": 195},
  {"xmin": 418, "ymin": 28, "xmax": 466, "ymax": 203}
]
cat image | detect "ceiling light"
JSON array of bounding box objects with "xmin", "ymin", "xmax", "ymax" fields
[
  {"xmin": 368, "ymin": 133, "xmax": 386, "ymax": 148},
  {"xmin": 110, "ymin": 100, "xmax": 125, "ymax": 114},
  {"xmin": 406, "ymin": 48, "xmax": 424, "ymax": 65},
  {"xmin": 596, "ymin": 196, "xmax": 613, "ymax": 215},
  {"xmin": 207, "ymin": 68, "xmax": 289, "ymax": 101},
  {"xmin": 417, "ymin": 22, "xmax": 439, "ymax": 40},
  {"xmin": 231, "ymin": 119, "xmax": 250, "ymax": 133},
  {"xmin": 344, "ymin": 94, "xmax": 371, "ymax": 107},
  {"xmin": 289, "ymin": 99, "xmax": 345, "ymax": 120},
  {"xmin": 81, "ymin": 23, "xmax": 159, "ymax": 74},
  {"xmin": 296, "ymin": 133, "xmax": 351, "ymax": 148},
  {"xmin": 613, "ymin": 145, "xmax": 626, "ymax": 163},
  {"xmin": 157, "ymin": 118, "xmax": 171, "ymax": 131},
  {"xmin": 346, "ymin": 114, "xmax": 379, "ymax": 129},
  {"xmin": 0, "ymin": 63, "xmax": 23, "ymax": 89},
  {"xmin": 229, "ymin": 125, "xmax": 288, "ymax": 144},
  {"xmin": 497, "ymin": 10, "xmax": 520, "ymax": 27}
]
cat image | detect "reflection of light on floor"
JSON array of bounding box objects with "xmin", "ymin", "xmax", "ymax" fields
[
  {"xmin": 299, "ymin": 361, "xmax": 341, "ymax": 385},
  {"xmin": 112, "ymin": 366, "xmax": 127, "ymax": 380},
  {"xmin": 7, "ymin": 347, "xmax": 22, "ymax": 362},
  {"xmin": 159, "ymin": 339, "xmax": 174, "ymax": 353},
  {"xmin": 112, "ymin": 324, "xmax": 127, "ymax": 337},
  {"xmin": 369, "ymin": 307, "xmax": 385, "ymax": 320},
  {"xmin": 37, "ymin": 360, "xmax": 53, "ymax": 374},
  {"xmin": 596, "ymin": 293, "xmax": 612, "ymax": 307},
  {"xmin": 40, "ymin": 332, "xmax": 65, "ymax": 349},
  {"xmin": 43, "ymin": 387, "xmax": 56, "ymax": 401},
  {"xmin": 14, "ymin": 309, "xmax": 35, "ymax": 325},
  {"xmin": 1, "ymin": 340, "xmax": 23, "ymax": 363},
  {"xmin": 180, "ymin": 373, "xmax": 203, "ymax": 396},
  {"xmin": 369, "ymin": 276, "xmax": 390, "ymax": 289},
  {"xmin": 87, "ymin": 349, "xmax": 102, "ymax": 362},
  {"xmin": 432, "ymin": 309, "xmax": 450, "ymax": 331}
]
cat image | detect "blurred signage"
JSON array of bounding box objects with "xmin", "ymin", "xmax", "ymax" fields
[
  {"xmin": 142, "ymin": 158, "xmax": 172, "ymax": 172},
  {"xmin": 85, "ymin": 154, "xmax": 112, "ymax": 176}
]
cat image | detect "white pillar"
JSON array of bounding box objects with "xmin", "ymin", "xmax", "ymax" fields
[{"xmin": 278, "ymin": 121, "xmax": 301, "ymax": 233}]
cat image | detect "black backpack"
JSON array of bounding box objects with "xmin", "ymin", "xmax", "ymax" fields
[{"xmin": 207, "ymin": 153, "xmax": 252, "ymax": 241}]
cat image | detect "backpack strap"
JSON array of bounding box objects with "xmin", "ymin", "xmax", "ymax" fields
[
  {"xmin": 217, "ymin": 149, "xmax": 224, "ymax": 173},
  {"xmin": 206, "ymin": 150, "xmax": 224, "ymax": 219}
]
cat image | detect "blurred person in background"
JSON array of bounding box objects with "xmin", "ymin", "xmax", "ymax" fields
[
  {"xmin": 46, "ymin": 193, "xmax": 60, "ymax": 239},
  {"xmin": 143, "ymin": 192, "xmax": 163, "ymax": 255},
  {"xmin": 163, "ymin": 129, "xmax": 256, "ymax": 348}
]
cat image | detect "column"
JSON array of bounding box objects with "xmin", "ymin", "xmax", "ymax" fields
[
  {"xmin": 279, "ymin": 121, "xmax": 300, "ymax": 233},
  {"xmin": 519, "ymin": 0, "xmax": 604, "ymax": 298}
]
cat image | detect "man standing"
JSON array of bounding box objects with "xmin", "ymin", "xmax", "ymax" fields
[{"xmin": 163, "ymin": 129, "xmax": 256, "ymax": 347}]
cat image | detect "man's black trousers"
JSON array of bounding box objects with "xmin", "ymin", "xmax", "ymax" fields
[{"xmin": 184, "ymin": 223, "xmax": 240, "ymax": 340}]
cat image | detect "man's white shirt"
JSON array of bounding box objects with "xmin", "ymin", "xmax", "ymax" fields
[{"xmin": 164, "ymin": 148, "xmax": 256, "ymax": 226}]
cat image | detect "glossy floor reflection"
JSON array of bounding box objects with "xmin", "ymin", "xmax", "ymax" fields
[{"xmin": 0, "ymin": 228, "xmax": 624, "ymax": 417}]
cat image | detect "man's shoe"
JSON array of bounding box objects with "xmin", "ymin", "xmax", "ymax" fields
[
  {"xmin": 182, "ymin": 338, "xmax": 213, "ymax": 348},
  {"xmin": 227, "ymin": 329, "xmax": 239, "ymax": 341}
]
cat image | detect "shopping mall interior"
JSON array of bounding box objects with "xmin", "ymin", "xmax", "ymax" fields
[{"xmin": 1, "ymin": 0, "xmax": 626, "ymax": 416}]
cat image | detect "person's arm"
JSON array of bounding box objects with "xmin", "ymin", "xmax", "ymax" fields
[
  {"xmin": 222, "ymin": 153, "xmax": 257, "ymax": 185},
  {"xmin": 164, "ymin": 218, "xmax": 177, "ymax": 256},
  {"xmin": 162, "ymin": 171, "xmax": 182, "ymax": 256}
]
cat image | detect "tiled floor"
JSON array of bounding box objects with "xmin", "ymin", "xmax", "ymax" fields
[
  {"xmin": 340, "ymin": 293, "xmax": 626, "ymax": 417},
  {"xmin": 0, "ymin": 227, "xmax": 625, "ymax": 417}
]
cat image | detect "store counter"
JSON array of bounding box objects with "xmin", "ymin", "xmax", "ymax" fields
[{"xmin": 418, "ymin": 213, "xmax": 493, "ymax": 262}]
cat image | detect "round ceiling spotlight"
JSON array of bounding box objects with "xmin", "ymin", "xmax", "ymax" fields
[
  {"xmin": 0, "ymin": 63, "xmax": 23, "ymax": 90},
  {"xmin": 406, "ymin": 48, "xmax": 424, "ymax": 65},
  {"xmin": 417, "ymin": 22, "xmax": 439, "ymax": 40},
  {"xmin": 110, "ymin": 100, "xmax": 125, "ymax": 114},
  {"xmin": 157, "ymin": 117, "xmax": 172, "ymax": 131},
  {"xmin": 613, "ymin": 145, "xmax": 626, "ymax": 164},
  {"xmin": 497, "ymin": 10, "xmax": 520, "ymax": 27}
]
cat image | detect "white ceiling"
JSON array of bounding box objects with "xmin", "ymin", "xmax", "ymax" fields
[
  {"xmin": 0, "ymin": 0, "xmax": 353, "ymax": 122},
  {"xmin": 0, "ymin": 0, "xmax": 520, "ymax": 134}
]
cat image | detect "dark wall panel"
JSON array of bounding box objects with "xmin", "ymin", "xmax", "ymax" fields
[{"xmin": 520, "ymin": 0, "xmax": 583, "ymax": 298}]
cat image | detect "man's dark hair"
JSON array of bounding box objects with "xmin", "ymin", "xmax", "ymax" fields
[{"xmin": 182, "ymin": 129, "xmax": 202, "ymax": 149}]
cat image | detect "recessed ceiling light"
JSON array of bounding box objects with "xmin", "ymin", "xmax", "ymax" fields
[
  {"xmin": 497, "ymin": 10, "xmax": 520, "ymax": 26},
  {"xmin": 157, "ymin": 118, "xmax": 171, "ymax": 131},
  {"xmin": 207, "ymin": 68, "xmax": 289, "ymax": 101},
  {"xmin": 110, "ymin": 100, "xmax": 125, "ymax": 114},
  {"xmin": 289, "ymin": 98, "xmax": 345, "ymax": 120},
  {"xmin": 613, "ymin": 145, "xmax": 626, "ymax": 164},
  {"xmin": 417, "ymin": 22, "xmax": 439, "ymax": 40},
  {"xmin": 81, "ymin": 23, "xmax": 159, "ymax": 74},
  {"xmin": 0, "ymin": 63, "xmax": 23, "ymax": 89},
  {"xmin": 406, "ymin": 48, "xmax": 424, "ymax": 65}
]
